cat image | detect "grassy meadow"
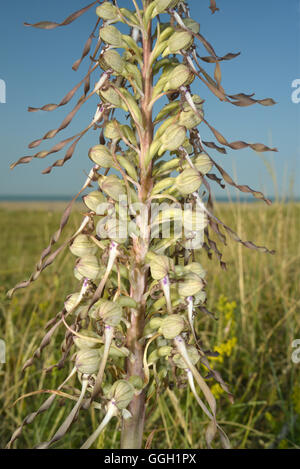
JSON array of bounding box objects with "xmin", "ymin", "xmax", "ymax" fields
[{"xmin": 0, "ymin": 199, "xmax": 299, "ymax": 449}]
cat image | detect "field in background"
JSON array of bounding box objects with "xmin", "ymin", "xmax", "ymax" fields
[{"xmin": 0, "ymin": 200, "xmax": 299, "ymax": 449}]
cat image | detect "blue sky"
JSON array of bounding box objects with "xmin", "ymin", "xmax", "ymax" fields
[{"xmin": 0, "ymin": 0, "xmax": 299, "ymax": 199}]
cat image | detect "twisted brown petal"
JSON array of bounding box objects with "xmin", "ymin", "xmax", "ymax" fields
[{"xmin": 24, "ymin": 1, "xmax": 100, "ymax": 30}]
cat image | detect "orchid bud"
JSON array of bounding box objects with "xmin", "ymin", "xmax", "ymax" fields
[
  {"xmin": 175, "ymin": 168, "xmax": 202, "ymax": 195},
  {"xmin": 97, "ymin": 218, "xmax": 127, "ymax": 244},
  {"xmin": 89, "ymin": 145, "xmax": 114, "ymax": 168},
  {"xmin": 74, "ymin": 330, "xmax": 102, "ymax": 350},
  {"xmin": 108, "ymin": 380, "xmax": 135, "ymax": 409},
  {"xmin": 117, "ymin": 154, "xmax": 138, "ymax": 181},
  {"xmin": 107, "ymin": 343, "xmax": 130, "ymax": 358},
  {"xmin": 100, "ymin": 25, "xmax": 124, "ymax": 48},
  {"xmin": 75, "ymin": 349, "xmax": 101, "ymax": 375},
  {"xmin": 98, "ymin": 300, "xmax": 123, "ymax": 326},
  {"xmin": 149, "ymin": 316, "xmax": 163, "ymax": 330},
  {"xmin": 194, "ymin": 290, "xmax": 207, "ymax": 306},
  {"xmin": 160, "ymin": 314, "xmax": 185, "ymax": 340},
  {"xmin": 119, "ymin": 7, "xmax": 140, "ymax": 25},
  {"xmin": 96, "ymin": 2, "xmax": 119, "ymax": 21},
  {"xmin": 64, "ymin": 293, "xmax": 89, "ymax": 319},
  {"xmin": 83, "ymin": 191, "xmax": 106, "ymax": 212},
  {"xmin": 178, "ymin": 272, "xmax": 205, "ymax": 297},
  {"xmin": 179, "ymin": 109, "xmax": 203, "ymax": 129},
  {"xmin": 159, "ymin": 124, "xmax": 186, "ymax": 154},
  {"xmin": 128, "ymin": 375, "xmax": 144, "ymax": 391},
  {"xmin": 64, "ymin": 292, "xmax": 81, "ymax": 313},
  {"xmin": 193, "ymin": 153, "xmax": 213, "ymax": 175},
  {"xmin": 173, "ymin": 345, "xmax": 200, "ymax": 369},
  {"xmin": 88, "ymin": 298, "xmax": 105, "ymax": 319},
  {"xmin": 167, "ymin": 64, "xmax": 194, "ymax": 90},
  {"xmin": 99, "ymin": 49, "xmax": 125, "ymax": 74},
  {"xmin": 121, "ymin": 124, "xmax": 138, "ymax": 146},
  {"xmin": 69, "ymin": 234, "xmax": 97, "ymax": 257},
  {"xmin": 174, "ymin": 265, "xmax": 185, "ymax": 276},
  {"xmin": 99, "ymin": 86, "xmax": 127, "ymax": 110},
  {"xmin": 99, "ymin": 174, "xmax": 125, "ymax": 201},
  {"xmin": 153, "ymin": 0, "xmax": 181, "ymax": 15},
  {"xmin": 74, "ymin": 255, "xmax": 101, "ymax": 281},
  {"xmin": 148, "ymin": 349, "xmax": 159, "ymax": 364},
  {"xmin": 124, "ymin": 63, "xmax": 143, "ymax": 93},
  {"xmin": 182, "ymin": 18, "xmax": 200, "ymax": 34},
  {"xmin": 117, "ymin": 296, "xmax": 138, "ymax": 309}
]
